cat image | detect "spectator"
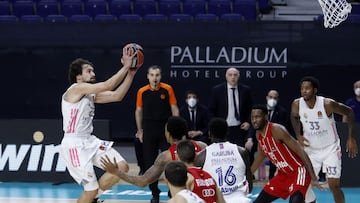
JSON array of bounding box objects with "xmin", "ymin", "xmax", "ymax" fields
[
  {"xmin": 208, "ymin": 67, "xmax": 253, "ymax": 147},
  {"xmin": 180, "ymin": 90, "xmax": 210, "ymax": 144},
  {"xmin": 343, "ymin": 80, "xmax": 360, "ymax": 122}
]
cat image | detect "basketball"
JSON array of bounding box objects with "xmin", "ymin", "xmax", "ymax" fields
[{"xmin": 125, "ymin": 43, "xmax": 144, "ymax": 69}]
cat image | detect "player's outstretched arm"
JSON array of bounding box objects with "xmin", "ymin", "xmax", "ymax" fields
[{"xmin": 101, "ymin": 152, "xmax": 168, "ymax": 187}]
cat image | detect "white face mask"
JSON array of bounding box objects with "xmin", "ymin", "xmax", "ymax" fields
[
  {"xmin": 355, "ymin": 88, "xmax": 360, "ymax": 96},
  {"xmin": 187, "ymin": 98, "xmax": 197, "ymax": 108},
  {"xmin": 267, "ymin": 98, "xmax": 277, "ymax": 108}
]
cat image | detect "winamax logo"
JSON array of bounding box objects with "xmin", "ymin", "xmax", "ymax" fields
[
  {"xmin": 169, "ymin": 46, "xmax": 288, "ymax": 79},
  {"xmin": 0, "ymin": 144, "xmax": 66, "ymax": 172}
]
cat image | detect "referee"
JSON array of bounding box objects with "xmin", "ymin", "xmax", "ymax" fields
[{"xmin": 135, "ymin": 65, "xmax": 179, "ymax": 203}]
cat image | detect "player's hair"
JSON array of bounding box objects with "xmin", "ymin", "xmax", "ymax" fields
[
  {"xmin": 68, "ymin": 58, "xmax": 93, "ymax": 84},
  {"xmin": 165, "ymin": 161, "xmax": 188, "ymax": 187},
  {"xmin": 176, "ymin": 140, "xmax": 196, "ymax": 163},
  {"xmin": 300, "ymin": 76, "xmax": 320, "ymax": 90},
  {"xmin": 166, "ymin": 116, "xmax": 187, "ymax": 140},
  {"xmin": 208, "ymin": 117, "xmax": 228, "ymax": 142},
  {"xmin": 184, "ymin": 90, "xmax": 198, "ymax": 99},
  {"xmin": 147, "ymin": 65, "xmax": 162, "ymax": 73},
  {"xmin": 252, "ymin": 104, "xmax": 268, "ymax": 115}
]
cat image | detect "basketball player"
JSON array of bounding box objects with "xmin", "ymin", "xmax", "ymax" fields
[
  {"xmin": 60, "ymin": 45, "xmax": 139, "ymax": 203},
  {"xmin": 176, "ymin": 139, "xmax": 225, "ymax": 203},
  {"xmin": 251, "ymin": 105, "xmax": 323, "ymax": 203},
  {"xmin": 194, "ymin": 117, "xmax": 253, "ymax": 203},
  {"xmin": 291, "ymin": 76, "xmax": 358, "ymax": 203},
  {"xmin": 101, "ymin": 116, "xmax": 207, "ymax": 193},
  {"xmin": 164, "ymin": 161, "xmax": 205, "ymax": 203}
]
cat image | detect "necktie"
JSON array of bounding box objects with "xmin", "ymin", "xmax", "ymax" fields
[
  {"xmin": 268, "ymin": 110, "xmax": 273, "ymax": 121},
  {"xmin": 190, "ymin": 109, "xmax": 196, "ymax": 130},
  {"xmin": 231, "ymin": 88, "xmax": 240, "ymax": 120}
]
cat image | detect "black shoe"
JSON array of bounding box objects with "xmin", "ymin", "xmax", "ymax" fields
[
  {"xmin": 92, "ymin": 198, "xmax": 104, "ymax": 203},
  {"xmin": 150, "ymin": 196, "xmax": 159, "ymax": 203}
]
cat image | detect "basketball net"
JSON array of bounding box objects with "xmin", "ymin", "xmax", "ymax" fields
[{"xmin": 318, "ymin": 0, "xmax": 352, "ymax": 28}]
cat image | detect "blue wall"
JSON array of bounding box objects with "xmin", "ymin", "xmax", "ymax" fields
[{"xmin": 0, "ymin": 21, "xmax": 359, "ymax": 139}]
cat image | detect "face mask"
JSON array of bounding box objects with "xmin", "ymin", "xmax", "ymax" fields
[
  {"xmin": 187, "ymin": 98, "xmax": 197, "ymax": 108},
  {"xmin": 355, "ymin": 88, "xmax": 360, "ymax": 96},
  {"xmin": 267, "ymin": 98, "xmax": 277, "ymax": 108}
]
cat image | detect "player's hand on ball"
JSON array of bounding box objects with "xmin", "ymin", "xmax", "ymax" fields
[
  {"xmin": 101, "ymin": 155, "xmax": 118, "ymax": 175},
  {"xmin": 121, "ymin": 45, "xmax": 135, "ymax": 69}
]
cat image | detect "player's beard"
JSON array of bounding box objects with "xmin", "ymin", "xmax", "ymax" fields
[{"xmin": 88, "ymin": 78, "xmax": 96, "ymax": 84}]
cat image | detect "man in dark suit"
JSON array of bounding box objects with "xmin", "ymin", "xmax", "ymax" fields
[
  {"xmin": 265, "ymin": 89, "xmax": 293, "ymax": 179},
  {"xmin": 180, "ymin": 90, "xmax": 210, "ymax": 144},
  {"xmin": 208, "ymin": 67, "xmax": 253, "ymax": 147}
]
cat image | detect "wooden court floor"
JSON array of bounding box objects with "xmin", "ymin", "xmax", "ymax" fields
[{"xmin": 1, "ymin": 181, "xmax": 360, "ymax": 203}]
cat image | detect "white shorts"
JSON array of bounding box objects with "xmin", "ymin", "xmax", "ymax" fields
[
  {"xmin": 60, "ymin": 134, "xmax": 125, "ymax": 191},
  {"xmin": 223, "ymin": 184, "xmax": 251, "ymax": 203},
  {"xmin": 304, "ymin": 139, "xmax": 342, "ymax": 179}
]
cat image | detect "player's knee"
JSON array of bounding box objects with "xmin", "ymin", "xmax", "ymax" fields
[{"xmin": 289, "ymin": 191, "xmax": 304, "ymax": 203}]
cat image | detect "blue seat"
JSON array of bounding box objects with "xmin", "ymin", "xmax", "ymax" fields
[
  {"xmin": 94, "ymin": 14, "xmax": 117, "ymax": 22},
  {"xmin": 143, "ymin": 13, "xmax": 167, "ymax": 22},
  {"xmin": 168, "ymin": 13, "xmax": 192, "ymax": 22},
  {"xmin": 233, "ymin": 0, "xmax": 257, "ymax": 20},
  {"xmin": 347, "ymin": 14, "xmax": 360, "ymax": 22},
  {"xmin": 0, "ymin": 15, "xmax": 18, "ymax": 23},
  {"xmin": 352, "ymin": 3, "xmax": 360, "ymax": 14},
  {"xmin": 109, "ymin": 0, "xmax": 131, "ymax": 16},
  {"xmin": 133, "ymin": 0, "xmax": 156, "ymax": 16},
  {"xmin": 258, "ymin": 0, "xmax": 272, "ymax": 14},
  {"xmin": 207, "ymin": 0, "xmax": 231, "ymax": 17},
  {"xmin": 194, "ymin": 13, "xmax": 217, "ymax": 22},
  {"xmin": 13, "ymin": 1, "xmax": 35, "ymax": 17},
  {"xmin": 45, "ymin": 14, "xmax": 67, "ymax": 22},
  {"xmin": 158, "ymin": 0, "xmax": 181, "ymax": 16},
  {"xmin": 182, "ymin": 0, "xmax": 206, "ymax": 16},
  {"xmin": 220, "ymin": 13, "xmax": 243, "ymax": 22},
  {"xmin": 37, "ymin": 0, "xmax": 59, "ymax": 17},
  {"xmin": 0, "ymin": 1, "xmax": 11, "ymax": 15},
  {"xmin": 69, "ymin": 14, "xmax": 92, "ymax": 22},
  {"xmin": 84, "ymin": 0, "xmax": 107, "ymax": 18},
  {"xmin": 61, "ymin": 0, "xmax": 83, "ymax": 17},
  {"xmin": 20, "ymin": 14, "xmax": 43, "ymax": 22},
  {"xmin": 118, "ymin": 14, "xmax": 142, "ymax": 22}
]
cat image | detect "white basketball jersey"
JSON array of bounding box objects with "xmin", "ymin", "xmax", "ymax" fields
[
  {"xmin": 62, "ymin": 84, "xmax": 95, "ymax": 135},
  {"xmin": 177, "ymin": 189, "xmax": 205, "ymax": 203},
  {"xmin": 202, "ymin": 142, "xmax": 248, "ymax": 199},
  {"xmin": 299, "ymin": 96, "xmax": 339, "ymax": 149}
]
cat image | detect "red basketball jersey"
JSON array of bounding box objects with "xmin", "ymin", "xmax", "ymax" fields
[
  {"xmin": 168, "ymin": 140, "xmax": 202, "ymax": 160},
  {"xmin": 187, "ymin": 167, "xmax": 217, "ymax": 203},
  {"xmin": 258, "ymin": 122, "xmax": 304, "ymax": 174}
]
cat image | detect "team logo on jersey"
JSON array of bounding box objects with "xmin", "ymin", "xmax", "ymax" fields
[
  {"xmin": 317, "ymin": 111, "xmax": 323, "ymax": 119},
  {"xmin": 303, "ymin": 113, "xmax": 308, "ymax": 119},
  {"xmin": 160, "ymin": 94, "xmax": 166, "ymax": 99}
]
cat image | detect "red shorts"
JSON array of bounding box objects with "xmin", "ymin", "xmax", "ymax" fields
[{"xmin": 264, "ymin": 166, "xmax": 311, "ymax": 199}]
